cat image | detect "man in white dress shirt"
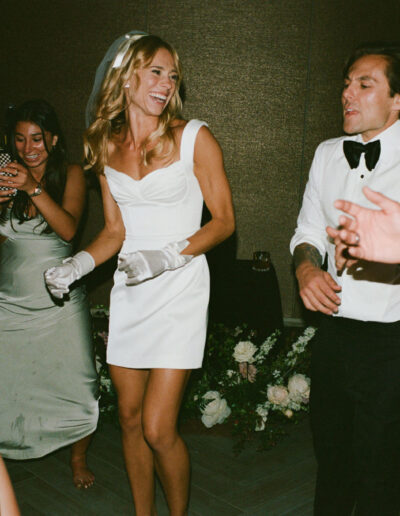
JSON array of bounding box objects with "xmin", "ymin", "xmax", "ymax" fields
[{"xmin": 290, "ymin": 43, "xmax": 400, "ymax": 516}]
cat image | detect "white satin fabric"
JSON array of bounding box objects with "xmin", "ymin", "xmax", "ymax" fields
[{"xmin": 105, "ymin": 120, "xmax": 210, "ymax": 369}]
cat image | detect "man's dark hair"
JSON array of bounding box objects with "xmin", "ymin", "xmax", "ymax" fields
[{"xmin": 343, "ymin": 42, "xmax": 400, "ymax": 97}]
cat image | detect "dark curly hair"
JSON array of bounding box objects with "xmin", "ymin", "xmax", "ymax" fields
[{"xmin": 1, "ymin": 99, "xmax": 68, "ymax": 232}]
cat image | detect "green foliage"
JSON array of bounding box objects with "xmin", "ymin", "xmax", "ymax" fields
[
  {"xmin": 91, "ymin": 305, "xmax": 316, "ymax": 451},
  {"xmin": 180, "ymin": 323, "xmax": 315, "ymax": 451},
  {"xmin": 92, "ymin": 306, "xmax": 119, "ymax": 425}
]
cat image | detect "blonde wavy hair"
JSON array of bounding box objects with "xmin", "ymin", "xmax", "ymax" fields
[{"xmin": 84, "ymin": 35, "xmax": 183, "ymax": 174}]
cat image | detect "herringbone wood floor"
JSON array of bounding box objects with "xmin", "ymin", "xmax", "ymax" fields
[{"xmin": 5, "ymin": 417, "xmax": 316, "ymax": 515}]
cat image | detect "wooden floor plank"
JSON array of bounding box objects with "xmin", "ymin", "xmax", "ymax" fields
[
  {"xmin": 13, "ymin": 477, "xmax": 86, "ymax": 516},
  {"xmin": 226, "ymin": 457, "xmax": 316, "ymax": 508},
  {"xmin": 190, "ymin": 460, "xmax": 240, "ymax": 496},
  {"xmin": 77, "ymin": 453, "xmax": 132, "ymax": 502},
  {"xmin": 188, "ymin": 483, "xmax": 245, "ymax": 515},
  {"xmin": 19, "ymin": 454, "xmax": 134, "ymax": 515},
  {"xmin": 5, "ymin": 415, "xmax": 316, "ymax": 515},
  {"xmin": 17, "ymin": 501, "xmax": 44, "ymax": 516},
  {"xmin": 248, "ymin": 478, "xmax": 315, "ymax": 515},
  {"xmin": 4, "ymin": 461, "xmax": 35, "ymax": 485}
]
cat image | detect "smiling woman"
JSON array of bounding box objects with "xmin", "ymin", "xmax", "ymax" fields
[
  {"xmin": 0, "ymin": 99, "xmax": 99, "ymax": 489},
  {"xmin": 14, "ymin": 121, "xmax": 57, "ymax": 170},
  {"xmin": 44, "ymin": 32, "xmax": 235, "ymax": 515},
  {"xmin": 84, "ymin": 33, "xmax": 184, "ymax": 175},
  {"xmin": 125, "ymin": 47, "xmax": 179, "ymax": 120}
]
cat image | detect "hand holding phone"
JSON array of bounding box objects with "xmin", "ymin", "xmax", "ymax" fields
[{"xmin": 0, "ymin": 152, "xmax": 17, "ymax": 198}]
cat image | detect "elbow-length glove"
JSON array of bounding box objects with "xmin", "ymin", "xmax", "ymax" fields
[
  {"xmin": 118, "ymin": 239, "xmax": 193, "ymax": 286},
  {"xmin": 44, "ymin": 251, "xmax": 95, "ymax": 298}
]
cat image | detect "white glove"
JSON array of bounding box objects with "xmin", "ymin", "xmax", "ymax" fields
[
  {"xmin": 118, "ymin": 239, "xmax": 193, "ymax": 286},
  {"xmin": 44, "ymin": 251, "xmax": 95, "ymax": 299}
]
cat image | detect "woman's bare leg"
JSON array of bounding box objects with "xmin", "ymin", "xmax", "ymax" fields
[
  {"xmin": 0, "ymin": 456, "xmax": 20, "ymax": 515},
  {"xmin": 143, "ymin": 369, "xmax": 191, "ymax": 516},
  {"xmin": 70, "ymin": 434, "xmax": 95, "ymax": 489},
  {"xmin": 110, "ymin": 365, "xmax": 157, "ymax": 516}
]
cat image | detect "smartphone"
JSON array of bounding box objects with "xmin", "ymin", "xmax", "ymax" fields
[{"xmin": 0, "ymin": 152, "xmax": 16, "ymax": 194}]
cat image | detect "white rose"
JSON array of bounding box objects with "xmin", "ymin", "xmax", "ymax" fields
[
  {"xmin": 288, "ymin": 374, "xmax": 310, "ymax": 403},
  {"xmin": 201, "ymin": 395, "xmax": 231, "ymax": 428},
  {"xmin": 284, "ymin": 409, "xmax": 294, "ymax": 418},
  {"xmin": 233, "ymin": 341, "xmax": 258, "ymax": 363},
  {"xmin": 267, "ymin": 385, "xmax": 289, "ymax": 406}
]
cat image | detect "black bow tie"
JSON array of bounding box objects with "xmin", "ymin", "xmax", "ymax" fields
[{"xmin": 343, "ymin": 140, "xmax": 381, "ymax": 171}]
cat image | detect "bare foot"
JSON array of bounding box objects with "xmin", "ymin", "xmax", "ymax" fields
[{"xmin": 71, "ymin": 456, "xmax": 95, "ymax": 489}]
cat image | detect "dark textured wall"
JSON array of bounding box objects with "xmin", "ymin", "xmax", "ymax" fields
[{"xmin": 1, "ymin": 0, "xmax": 400, "ymax": 319}]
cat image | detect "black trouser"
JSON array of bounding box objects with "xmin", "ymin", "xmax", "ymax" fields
[{"xmin": 310, "ymin": 315, "xmax": 400, "ymax": 516}]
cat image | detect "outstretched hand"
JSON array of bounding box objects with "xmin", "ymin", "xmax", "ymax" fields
[{"xmin": 327, "ymin": 186, "xmax": 400, "ymax": 264}]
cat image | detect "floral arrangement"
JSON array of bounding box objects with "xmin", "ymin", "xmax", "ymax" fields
[
  {"xmin": 92, "ymin": 305, "xmax": 316, "ymax": 451},
  {"xmin": 182, "ymin": 323, "xmax": 315, "ymax": 451}
]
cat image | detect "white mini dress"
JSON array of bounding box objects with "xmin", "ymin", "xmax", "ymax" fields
[{"xmin": 105, "ymin": 119, "xmax": 210, "ymax": 369}]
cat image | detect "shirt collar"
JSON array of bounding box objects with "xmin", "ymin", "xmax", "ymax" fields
[{"xmin": 353, "ymin": 120, "xmax": 400, "ymax": 164}]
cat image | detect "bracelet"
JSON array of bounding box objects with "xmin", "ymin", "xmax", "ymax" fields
[{"xmin": 29, "ymin": 183, "xmax": 42, "ymax": 197}]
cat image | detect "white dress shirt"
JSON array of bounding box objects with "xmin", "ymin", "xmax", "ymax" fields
[{"xmin": 290, "ymin": 120, "xmax": 400, "ymax": 322}]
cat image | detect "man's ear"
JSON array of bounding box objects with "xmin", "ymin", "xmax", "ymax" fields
[
  {"xmin": 392, "ymin": 93, "xmax": 400, "ymax": 113},
  {"xmin": 52, "ymin": 135, "xmax": 58, "ymax": 147}
]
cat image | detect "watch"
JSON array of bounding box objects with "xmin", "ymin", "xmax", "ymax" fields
[{"xmin": 29, "ymin": 183, "xmax": 42, "ymax": 197}]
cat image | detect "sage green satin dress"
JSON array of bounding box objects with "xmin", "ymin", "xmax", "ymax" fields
[{"xmin": 0, "ymin": 212, "xmax": 99, "ymax": 459}]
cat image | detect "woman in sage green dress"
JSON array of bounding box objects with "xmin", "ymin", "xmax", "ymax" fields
[{"xmin": 0, "ymin": 99, "xmax": 99, "ymax": 488}]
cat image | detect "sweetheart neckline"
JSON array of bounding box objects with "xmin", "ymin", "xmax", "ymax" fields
[{"xmin": 104, "ymin": 159, "xmax": 182, "ymax": 183}]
